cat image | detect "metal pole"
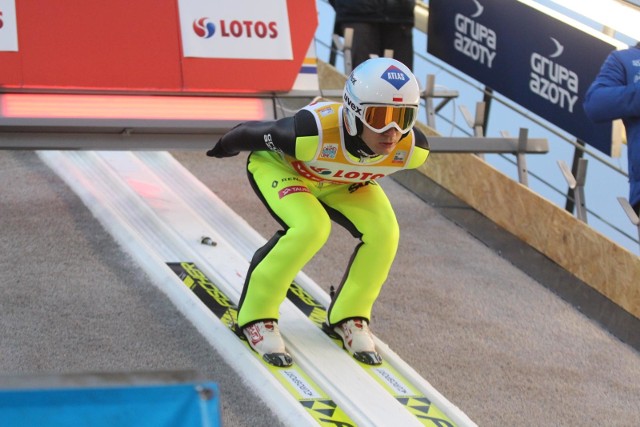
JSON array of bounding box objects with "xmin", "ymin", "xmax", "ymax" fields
[
  {"xmin": 424, "ymin": 75, "xmax": 436, "ymax": 129},
  {"xmin": 617, "ymin": 197, "xmax": 640, "ymax": 252},
  {"xmin": 482, "ymin": 87, "xmax": 493, "ymax": 133},
  {"xmin": 574, "ymin": 158, "xmax": 588, "ymax": 223},
  {"xmin": 343, "ymin": 27, "xmax": 354, "ymax": 75},
  {"xmin": 565, "ymin": 139, "xmax": 585, "ymax": 214},
  {"xmin": 516, "ymin": 128, "xmax": 529, "ymax": 187}
]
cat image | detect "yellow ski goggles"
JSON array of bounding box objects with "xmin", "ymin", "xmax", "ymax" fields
[{"xmin": 362, "ymin": 104, "xmax": 418, "ymax": 133}]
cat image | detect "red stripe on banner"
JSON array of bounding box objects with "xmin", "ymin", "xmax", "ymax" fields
[{"xmin": 0, "ymin": 94, "xmax": 267, "ymax": 121}]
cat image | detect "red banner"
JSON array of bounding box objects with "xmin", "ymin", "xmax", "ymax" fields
[{"xmin": 0, "ymin": 0, "xmax": 317, "ymax": 93}]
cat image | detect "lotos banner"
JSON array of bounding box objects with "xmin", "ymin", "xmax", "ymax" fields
[
  {"xmin": 0, "ymin": 0, "xmax": 18, "ymax": 51},
  {"xmin": 178, "ymin": 0, "xmax": 293, "ymax": 60}
]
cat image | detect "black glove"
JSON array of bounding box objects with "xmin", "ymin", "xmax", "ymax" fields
[{"xmin": 206, "ymin": 141, "xmax": 238, "ymax": 158}]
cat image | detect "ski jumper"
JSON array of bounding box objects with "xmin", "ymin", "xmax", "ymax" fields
[{"xmin": 209, "ymin": 101, "xmax": 430, "ymax": 329}]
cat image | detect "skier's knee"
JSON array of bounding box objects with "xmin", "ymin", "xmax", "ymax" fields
[
  {"xmin": 289, "ymin": 214, "xmax": 331, "ymax": 251},
  {"xmin": 363, "ymin": 219, "xmax": 399, "ymax": 247}
]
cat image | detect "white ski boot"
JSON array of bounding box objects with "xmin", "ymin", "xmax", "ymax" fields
[
  {"xmin": 241, "ymin": 320, "xmax": 293, "ymax": 367},
  {"xmin": 328, "ymin": 318, "xmax": 382, "ymax": 365}
]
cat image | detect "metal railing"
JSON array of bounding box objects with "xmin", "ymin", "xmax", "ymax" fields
[{"xmin": 315, "ymin": 0, "xmax": 640, "ymax": 255}]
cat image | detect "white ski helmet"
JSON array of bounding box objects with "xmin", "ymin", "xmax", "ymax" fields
[{"xmin": 342, "ymin": 57, "xmax": 420, "ymax": 137}]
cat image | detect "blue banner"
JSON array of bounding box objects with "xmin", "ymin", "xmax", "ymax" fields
[
  {"xmin": 0, "ymin": 382, "xmax": 221, "ymax": 427},
  {"xmin": 428, "ymin": 0, "xmax": 617, "ymax": 155}
]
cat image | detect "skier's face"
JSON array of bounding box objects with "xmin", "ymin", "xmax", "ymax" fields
[{"xmin": 361, "ymin": 125, "xmax": 403, "ymax": 155}]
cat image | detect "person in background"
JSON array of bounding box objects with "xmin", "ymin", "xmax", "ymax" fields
[
  {"xmin": 583, "ymin": 42, "xmax": 640, "ymax": 215},
  {"xmin": 330, "ymin": 0, "xmax": 416, "ymax": 71},
  {"xmin": 206, "ymin": 58, "xmax": 429, "ymax": 367}
]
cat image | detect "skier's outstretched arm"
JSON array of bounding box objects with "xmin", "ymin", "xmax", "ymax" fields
[{"xmin": 206, "ymin": 110, "xmax": 318, "ymax": 158}]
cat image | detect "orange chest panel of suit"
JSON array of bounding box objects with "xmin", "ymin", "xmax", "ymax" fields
[{"xmin": 286, "ymin": 102, "xmax": 416, "ymax": 184}]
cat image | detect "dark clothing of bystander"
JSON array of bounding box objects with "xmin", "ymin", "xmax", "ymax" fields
[{"xmin": 330, "ymin": 0, "xmax": 416, "ymax": 70}]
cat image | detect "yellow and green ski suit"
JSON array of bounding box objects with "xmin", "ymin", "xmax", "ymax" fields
[{"xmin": 206, "ymin": 101, "xmax": 430, "ymax": 329}]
